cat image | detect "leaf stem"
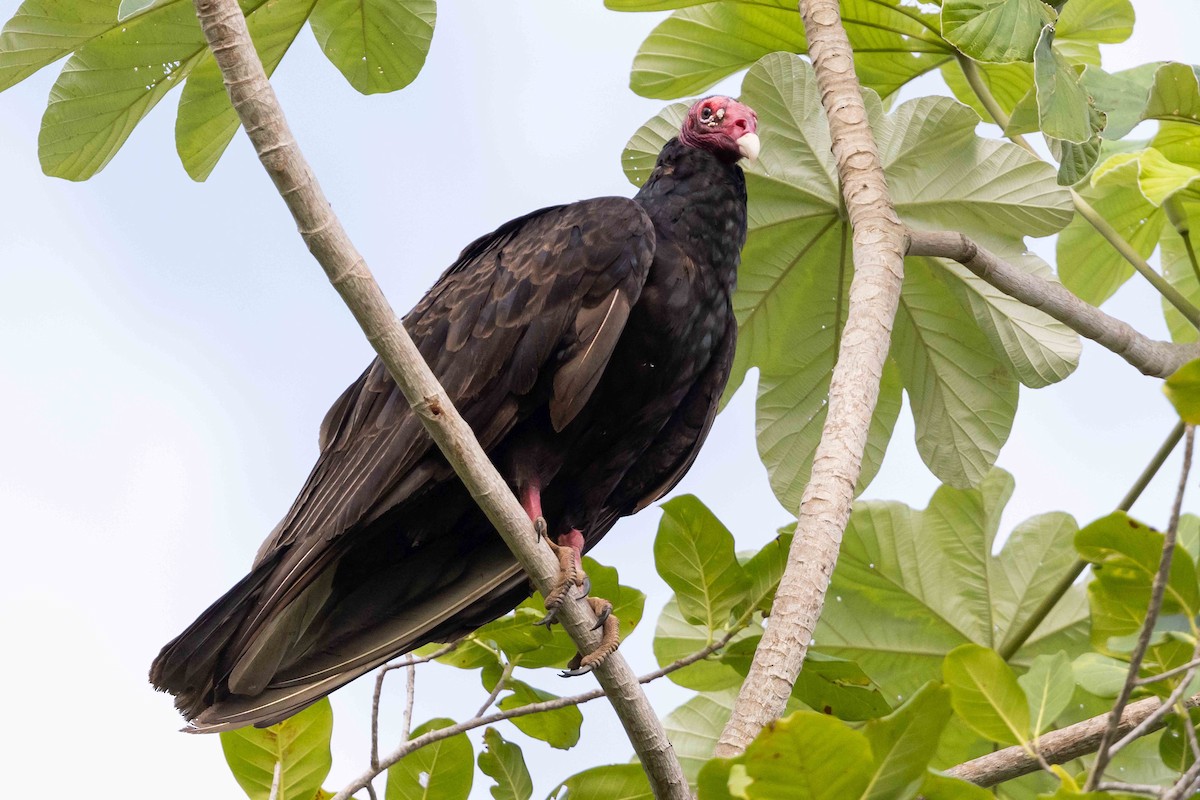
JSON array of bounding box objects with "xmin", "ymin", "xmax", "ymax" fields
[
  {"xmin": 1181, "ymin": 230, "xmax": 1200, "ymax": 290},
  {"xmin": 1071, "ymin": 191, "xmax": 1200, "ymax": 330},
  {"xmin": 997, "ymin": 420, "xmax": 1186, "ymax": 660}
]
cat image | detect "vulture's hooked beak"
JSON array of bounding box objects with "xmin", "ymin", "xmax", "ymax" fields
[{"xmin": 737, "ymin": 132, "xmax": 761, "ymax": 163}]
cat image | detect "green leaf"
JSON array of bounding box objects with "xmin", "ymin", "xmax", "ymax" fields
[
  {"xmin": 663, "ymin": 689, "xmax": 805, "ymax": 787},
  {"xmin": 941, "ymin": 0, "xmax": 1055, "ymax": 64},
  {"xmin": 309, "ymin": 0, "xmax": 434, "ymax": 95},
  {"xmin": 118, "ymin": 0, "xmax": 171, "ymax": 22},
  {"xmin": 1159, "ymin": 708, "xmax": 1200, "ymax": 772},
  {"xmin": 478, "ymin": 728, "xmax": 532, "ymax": 800},
  {"xmin": 936, "ymin": 246, "xmax": 1080, "ymax": 388},
  {"xmin": 722, "ymin": 640, "xmax": 892, "ymax": 721},
  {"xmin": 1048, "ymin": 133, "xmax": 1102, "ymax": 186},
  {"xmin": 655, "ymin": 496, "xmax": 750, "ymax": 629},
  {"xmin": 220, "ymin": 697, "xmax": 333, "ymax": 800},
  {"xmin": 176, "ymin": 0, "xmax": 317, "ymax": 180},
  {"xmin": 0, "ymin": 0, "xmax": 132, "ymax": 91},
  {"xmin": 1143, "ymin": 62, "xmax": 1200, "ymax": 126},
  {"xmin": 386, "ymin": 718, "xmax": 473, "ymax": 800},
  {"xmin": 550, "ymin": 764, "xmax": 652, "ymax": 800},
  {"xmin": 653, "ymin": 595, "xmax": 750, "ymax": 691},
  {"xmin": 38, "ymin": 0, "xmax": 211, "ymax": 180},
  {"xmin": 1165, "ymin": 359, "xmax": 1200, "ymax": 423},
  {"xmin": 414, "ymin": 638, "xmax": 501, "ymax": 670},
  {"xmin": 1071, "ymin": 653, "xmax": 1127, "ymax": 698},
  {"xmin": 1017, "ymin": 652, "xmax": 1074, "ymax": 736},
  {"xmin": 740, "ymin": 527, "xmax": 792, "ymax": 615},
  {"xmin": 893, "ymin": 257, "xmax": 1018, "ymax": 487},
  {"xmin": 741, "ymin": 710, "xmax": 874, "ymax": 799},
  {"xmin": 816, "ymin": 470, "xmax": 1089, "ymax": 702},
  {"xmin": 626, "ymin": 0, "xmax": 953, "ymax": 102},
  {"xmin": 942, "ymin": 59, "xmax": 1034, "ymax": 123},
  {"xmin": 1057, "ymin": 158, "xmax": 1164, "ymax": 305},
  {"xmin": 1033, "ymin": 25, "xmax": 1104, "ymax": 144},
  {"xmin": 489, "ymin": 673, "xmax": 582, "ymax": 750},
  {"xmin": 920, "ymin": 771, "xmax": 993, "ymax": 799},
  {"xmin": 943, "ymin": 644, "xmax": 1031, "ymax": 746},
  {"xmin": 862, "ymin": 683, "xmax": 954, "ymax": 800},
  {"xmin": 1076, "ymin": 511, "xmax": 1200, "ymax": 623}
]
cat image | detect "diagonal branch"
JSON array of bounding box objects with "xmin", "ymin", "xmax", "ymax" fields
[
  {"xmin": 907, "ymin": 230, "xmax": 1200, "ymax": 378},
  {"xmin": 188, "ymin": 1, "xmax": 687, "ymax": 797},
  {"xmin": 947, "ymin": 693, "xmax": 1200, "ymax": 787},
  {"xmin": 715, "ymin": 0, "xmax": 907, "ymax": 756}
]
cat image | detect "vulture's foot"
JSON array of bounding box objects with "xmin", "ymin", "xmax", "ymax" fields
[
  {"xmin": 560, "ymin": 597, "xmax": 620, "ymax": 677},
  {"xmin": 535, "ymin": 530, "xmax": 587, "ymax": 628}
]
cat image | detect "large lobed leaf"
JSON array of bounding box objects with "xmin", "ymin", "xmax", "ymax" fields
[
  {"xmin": 814, "ymin": 468, "xmax": 1090, "ymax": 701},
  {"xmin": 625, "ymin": 53, "xmax": 1074, "ymax": 493},
  {"xmin": 0, "ymin": 0, "xmax": 435, "ymax": 179},
  {"xmin": 619, "ymin": 0, "xmax": 953, "ymax": 102}
]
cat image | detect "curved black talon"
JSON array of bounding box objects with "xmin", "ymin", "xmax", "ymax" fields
[
  {"xmin": 575, "ymin": 575, "xmax": 591, "ymax": 600},
  {"xmin": 560, "ymin": 664, "xmax": 594, "ymax": 678},
  {"xmin": 533, "ymin": 516, "xmax": 548, "ymax": 541},
  {"xmin": 533, "ymin": 608, "xmax": 559, "ymax": 628},
  {"xmin": 590, "ymin": 602, "xmax": 610, "ymax": 631}
]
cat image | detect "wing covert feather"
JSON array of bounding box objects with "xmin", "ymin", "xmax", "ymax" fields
[{"xmin": 250, "ymin": 197, "xmax": 655, "ymax": 613}]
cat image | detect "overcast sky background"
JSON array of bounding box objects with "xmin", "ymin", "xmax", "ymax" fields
[{"xmin": 2, "ymin": 2, "xmax": 1198, "ymax": 797}]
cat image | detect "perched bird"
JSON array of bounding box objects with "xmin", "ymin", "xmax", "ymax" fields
[{"xmin": 151, "ymin": 95, "xmax": 759, "ymax": 732}]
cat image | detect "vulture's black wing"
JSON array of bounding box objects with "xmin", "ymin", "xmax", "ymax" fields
[{"xmin": 151, "ymin": 197, "xmax": 654, "ymax": 728}]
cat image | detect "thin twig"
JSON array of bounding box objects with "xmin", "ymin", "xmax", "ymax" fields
[
  {"xmin": 332, "ymin": 627, "xmax": 741, "ymax": 800},
  {"xmin": 1165, "ymin": 753, "xmax": 1200, "ymax": 800},
  {"xmin": 402, "ymin": 660, "xmax": 416, "ymax": 742},
  {"xmin": 906, "ymin": 231, "xmax": 1200, "ymax": 380},
  {"xmin": 188, "ymin": 0, "xmax": 689, "ymax": 795},
  {"xmin": 948, "ymin": 693, "xmax": 1200, "ymax": 786},
  {"xmin": 1137, "ymin": 655, "xmax": 1200, "ymax": 686},
  {"xmin": 1097, "ymin": 782, "xmax": 1164, "ymax": 798},
  {"xmin": 476, "ymin": 660, "xmax": 517, "ymax": 718},
  {"xmin": 1088, "ymin": 426, "xmax": 1196, "ymax": 788},
  {"xmin": 268, "ymin": 762, "xmax": 281, "ymax": 800}
]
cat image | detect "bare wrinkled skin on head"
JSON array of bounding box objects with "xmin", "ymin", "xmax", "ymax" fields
[{"xmin": 678, "ymin": 95, "xmax": 760, "ymax": 164}]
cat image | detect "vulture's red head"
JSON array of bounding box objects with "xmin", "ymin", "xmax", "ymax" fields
[{"xmin": 679, "ymin": 96, "xmax": 760, "ymax": 165}]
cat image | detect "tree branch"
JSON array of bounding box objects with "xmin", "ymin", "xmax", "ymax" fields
[
  {"xmin": 715, "ymin": 0, "xmax": 907, "ymax": 756},
  {"xmin": 947, "ymin": 693, "xmax": 1200, "ymax": 787},
  {"xmin": 906, "ymin": 230, "xmax": 1200, "ymax": 379},
  {"xmin": 188, "ymin": 1, "xmax": 687, "ymax": 796}
]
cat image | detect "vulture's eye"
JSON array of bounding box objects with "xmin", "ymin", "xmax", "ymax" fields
[{"xmin": 700, "ymin": 106, "xmax": 713, "ymax": 121}]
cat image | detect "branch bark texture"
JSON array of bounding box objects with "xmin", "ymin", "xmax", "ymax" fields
[
  {"xmin": 714, "ymin": 0, "xmax": 907, "ymax": 756},
  {"xmin": 907, "ymin": 230, "xmax": 1200, "ymax": 378},
  {"xmin": 948, "ymin": 693, "xmax": 1200, "ymax": 788},
  {"xmin": 188, "ymin": 2, "xmax": 687, "ymax": 797}
]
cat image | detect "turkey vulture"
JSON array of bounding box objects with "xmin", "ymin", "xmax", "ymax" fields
[{"xmin": 151, "ymin": 95, "xmax": 759, "ymax": 731}]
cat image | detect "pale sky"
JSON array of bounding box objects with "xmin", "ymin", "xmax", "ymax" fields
[{"xmin": 2, "ymin": 2, "xmax": 1198, "ymax": 798}]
